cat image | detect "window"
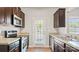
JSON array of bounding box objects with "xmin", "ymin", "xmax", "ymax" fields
[
  {"xmin": 67, "ymin": 18, "xmax": 79, "ymax": 34},
  {"xmin": 36, "ymin": 20, "xmax": 43, "ymax": 33}
]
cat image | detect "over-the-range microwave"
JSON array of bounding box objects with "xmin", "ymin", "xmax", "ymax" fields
[{"xmin": 11, "ymin": 15, "xmax": 22, "ymax": 27}]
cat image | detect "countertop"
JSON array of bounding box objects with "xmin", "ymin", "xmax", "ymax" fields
[
  {"xmin": 49, "ymin": 33, "xmax": 79, "ymax": 50},
  {"xmin": 17, "ymin": 32, "xmax": 29, "ymax": 37},
  {"xmin": 0, "ymin": 36, "xmax": 20, "ymax": 45},
  {"xmin": 0, "ymin": 32, "xmax": 29, "ymax": 45}
]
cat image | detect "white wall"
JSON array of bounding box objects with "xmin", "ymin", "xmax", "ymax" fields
[
  {"xmin": 66, "ymin": 7, "xmax": 79, "ymax": 19},
  {"xmin": 21, "ymin": 7, "xmax": 58, "ymax": 47}
]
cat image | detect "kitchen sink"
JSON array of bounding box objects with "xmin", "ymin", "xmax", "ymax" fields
[
  {"xmin": 58, "ymin": 35, "xmax": 79, "ymax": 47},
  {"xmin": 54, "ymin": 35, "xmax": 79, "ymax": 47}
]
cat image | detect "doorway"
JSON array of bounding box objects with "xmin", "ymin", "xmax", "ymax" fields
[{"xmin": 32, "ymin": 20, "xmax": 46, "ymax": 47}]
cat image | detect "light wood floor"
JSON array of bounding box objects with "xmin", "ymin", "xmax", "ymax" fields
[{"xmin": 28, "ymin": 47, "xmax": 51, "ymax": 52}]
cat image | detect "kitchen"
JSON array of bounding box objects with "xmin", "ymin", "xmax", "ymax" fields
[{"xmin": 0, "ymin": 7, "xmax": 79, "ymax": 52}]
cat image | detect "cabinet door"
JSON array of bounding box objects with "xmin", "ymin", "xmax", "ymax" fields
[
  {"xmin": 54, "ymin": 8, "xmax": 65, "ymax": 28},
  {"xmin": 49, "ymin": 35, "xmax": 54, "ymax": 51},
  {"xmin": 54, "ymin": 42, "xmax": 65, "ymax": 52},
  {"xmin": 54, "ymin": 41, "xmax": 59, "ymax": 52},
  {"xmin": 57, "ymin": 44, "xmax": 65, "ymax": 52},
  {"xmin": 12, "ymin": 7, "xmax": 25, "ymax": 28},
  {"xmin": 12, "ymin": 7, "xmax": 21, "ymax": 17},
  {"xmin": 59, "ymin": 9, "xmax": 65, "ymax": 27},
  {"xmin": 0, "ymin": 8, "xmax": 5, "ymax": 24},
  {"xmin": 0, "ymin": 45, "xmax": 8, "ymax": 52},
  {"xmin": 12, "ymin": 7, "xmax": 18, "ymax": 16},
  {"xmin": 54, "ymin": 11, "xmax": 59, "ymax": 28},
  {"xmin": 20, "ymin": 11, "xmax": 25, "ymax": 28},
  {"xmin": 54, "ymin": 39, "xmax": 65, "ymax": 52},
  {"xmin": 49, "ymin": 35, "xmax": 52, "ymax": 47},
  {"xmin": 4, "ymin": 7, "xmax": 12, "ymax": 24}
]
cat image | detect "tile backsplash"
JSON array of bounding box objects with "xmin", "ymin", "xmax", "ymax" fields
[
  {"xmin": 0, "ymin": 25, "xmax": 20, "ymax": 35},
  {"xmin": 56, "ymin": 27, "xmax": 79, "ymax": 40},
  {"xmin": 55, "ymin": 27, "xmax": 67, "ymax": 35}
]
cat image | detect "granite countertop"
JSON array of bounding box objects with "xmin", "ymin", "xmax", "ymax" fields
[
  {"xmin": 17, "ymin": 32, "xmax": 29, "ymax": 37},
  {"xmin": 49, "ymin": 33, "xmax": 79, "ymax": 50},
  {"xmin": 0, "ymin": 32, "xmax": 29, "ymax": 45},
  {"xmin": 0, "ymin": 36, "xmax": 20, "ymax": 45},
  {"xmin": 50, "ymin": 34, "xmax": 69, "ymax": 43}
]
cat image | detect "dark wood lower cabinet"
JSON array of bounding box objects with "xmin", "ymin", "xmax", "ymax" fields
[
  {"xmin": 57, "ymin": 44, "xmax": 65, "ymax": 52},
  {"xmin": 0, "ymin": 45, "xmax": 9, "ymax": 52},
  {"xmin": 0, "ymin": 40, "xmax": 20, "ymax": 52},
  {"xmin": 49, "ymin": 36, "xmax": 79, "ymax": 52},
  {"xmin": 54, "ymin": 39, "xmax": 79, "ymax": 52},
  {"xmin": 54, "ymin": 41, "xmax": 65, "ymax": 52},
  {"xmin": 54, "ymin": 41, "xmax": 58, "ymax": 52}
]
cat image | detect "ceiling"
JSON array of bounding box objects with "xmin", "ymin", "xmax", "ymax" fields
[
  {"xmin": 21, "ymin": 7, "xmax": 59, "ymax": 14},
  {"xmin": 21, "ymin": 7, "xmax": 79, "ymax": 16}
]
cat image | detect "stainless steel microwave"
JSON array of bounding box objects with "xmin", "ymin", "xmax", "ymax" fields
[
  {"xmin": 4, "ymin": 30, "xmax": 17, "ymax": 38},
  {"xmin": 11, "ymin": 15, "xmax": 22, "ymax": 27}
]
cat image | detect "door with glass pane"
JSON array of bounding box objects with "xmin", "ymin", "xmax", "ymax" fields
[{"xmin": 32, "ymin": 20, "xmax": 45, "ymax": 46}]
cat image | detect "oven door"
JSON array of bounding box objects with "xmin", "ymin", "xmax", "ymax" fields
[{"xmin": 4, "ymin": 31, "xmax": 17, "ymax": 38}]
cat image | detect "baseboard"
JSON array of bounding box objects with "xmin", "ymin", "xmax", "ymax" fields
[{"xmin": 29, "ymin": 45, "xmax": 49, "ymax": 48}]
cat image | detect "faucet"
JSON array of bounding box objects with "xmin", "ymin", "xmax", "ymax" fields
[
  {"xmin": 70, "ymin": 35, "xmax": 78, "ymax": 41},
  {"xmin": 69, "ymin": 35, "xmax": 72, "ymax": 41},
  {"xmin": 66, "ymin": 35, "xmax": 72, "ymax": 41}
]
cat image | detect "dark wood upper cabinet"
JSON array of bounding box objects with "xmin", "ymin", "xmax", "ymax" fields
[
  {"xmin": 4, "ymin": 7, "xmax": 13, "ymax": 24},
  {"xmin": 0, "ymin": 8, "xmax": 5, "ymax": 24},
  {"xmin": 12, "ymin": 7, "xmax": 25, "ymax": 28},
  {"xmin": 12, "ymin": 7, "xmax": 19, "ymax": 16},
  {"xmin": 20, "ymin": 11, "xmax": 25, "ymax": 28},
  {"xmin": 12, "ymin": 7, "xmax": 21, "ymax": 17},
  {"xmin": 0, "ymin": 7, "xmax": 25, "ymax": 28},
  {"xmin": 54, "ymin": 8, "xmax": 65, "ymax": 28}
]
